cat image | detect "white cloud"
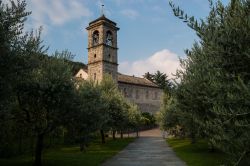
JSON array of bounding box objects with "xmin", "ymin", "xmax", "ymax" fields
[
  {"xmin": 120, "ymin": 9, "xmax": 139, "ymax": 19},
  {"xmin": 25, "ymin": 0, "xmax": 92, "ymax": 33},
  {"xmin": 112, "ymin": 0, "xmax": 144, "ymax": 6},
  {"xmin": 119, "ymin": 49, "xmax": 181, "ymax": 79}
]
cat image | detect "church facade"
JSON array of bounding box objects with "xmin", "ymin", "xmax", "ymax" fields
[{"xmin": 75, "ymin": 15, "xmax": 163, "ymax": 114}]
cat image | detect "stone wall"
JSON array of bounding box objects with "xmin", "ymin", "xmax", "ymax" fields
[{"xmin": 118, "ymin": 82, "xmax": 163, "ymax": 114}]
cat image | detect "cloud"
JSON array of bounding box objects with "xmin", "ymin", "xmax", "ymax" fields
[
  {"xmin": 120, "ymin": 9, "xmax": 139, "ymax": 19},
  {"xmin": 119, "ymin": 49, "xmax": 181, "ymax": 79},
  {"xmin": 112, "ymin": 0, "xmax": 144, "ymax": 6},
  {"xmin": 25, "ymin": 0, "xmax": 92, "ymax": 33}
]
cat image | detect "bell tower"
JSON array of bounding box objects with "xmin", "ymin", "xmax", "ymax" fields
[{"xmin": 86, "ymin": 15, "xmax": 119, "ymax": 82}]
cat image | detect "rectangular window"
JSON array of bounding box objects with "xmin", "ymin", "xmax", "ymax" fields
[
  {"xmin": 128, "ymin": 89, "xmax": 133, "ymax": 98},
  {"xmin": 94, "ymin": 73, "xmax": 96, "ymax": 80},
  {"xmin": 136, "ymin": 90, "xmax": 139, "ymax": 99},
  {"xmin": 146, "ymin": 90, "xmax": 149, "ymax": 99},
  {"xmin": 123, "ymin": 88, "xmax": 128, "ymax": 97},
  {"xmin": 154, "ymin": 92, "xmax": 158, "ymax": 100}
]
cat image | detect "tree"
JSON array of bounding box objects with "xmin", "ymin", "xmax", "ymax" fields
[
  {"xmin": 141, "ymin": 112, "xmax": 156, "ymax": 128},
  {"xmin": 143, "ymin": 72, "xmax": 154, "ymax": 82},
  {"xmin": 15, "ymin": 51, "xmax": 75, "ymax": 166},
  {"xmin": 99, "ymin": 75, "xmax": 129, "ymax": 141},
  {"xmin": 144, "ymin": 71, "xmax": 173, "ymax": 94},
  {"xmin": 153, "ymin": 71, "xmax": 171, "ymax": 92},
  {"xmin": 127, "ymin": 103, "xmax": 142, "ymax": 137},
  {"xmin": 0, "ymin": 0, "xmax": 48, "ymax": 159},
  {"xmin": 71, "ymin": 80, "xmax": 106, "ymax": 151},
  {"xmin": 168, "ymin": 0, "xmax": 250, "ymax": 164},
  {"xmin": 0, "ymin": 0, "xmax": 30, "ymax": 135}
]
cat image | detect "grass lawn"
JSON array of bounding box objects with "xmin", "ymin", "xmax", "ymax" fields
[
  {"xmin": 167, "ymin": 138, "xmax": 228, "ymax": 166},
  {"xmin": 0, "ymin": 138, "xmax": 135, "ymax": 166}
]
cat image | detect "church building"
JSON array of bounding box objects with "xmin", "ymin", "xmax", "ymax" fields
[{"xmin": 75, "ymin": 15, "xmax": 163, "ymax": 114}]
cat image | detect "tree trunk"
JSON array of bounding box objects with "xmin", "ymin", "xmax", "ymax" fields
[
  {"xmin": 49, "ymin": 135, "xmax": 52, "ymax": 147},
  {"xmin": 80, "ymin": 143, "xmax": 86, "ymax": 152},
  {"xmin": 120, "ymin": 130, "xmax": 123, "ymax": 139},
  {"xmin": 191, "ymin": 131, "xmax": 196, "ymax": 144},
  {"xmin": 112, "ymin": 130, "xmax": 116, "ymax": 140},
  {"xmin": 210, "ymin": 145, "xmax": 215, "ymax": 152},
  {"xmin": 30, "ymin": 136, "xmax": 34, "ymax": 158},
  {"xmin": 209, "ymin": 141, "xmax": 215, "ymax": 152},
  {"xmin": 18, "ymin": 132, "xmax": 23, "ymax": 154},
  {"xmin": 100, "ymin": 130, "xmax": 105, "ymax": 144},
  {"xmin": 34, "ymin": 133, "xmax": 44, "ymax": 166}
]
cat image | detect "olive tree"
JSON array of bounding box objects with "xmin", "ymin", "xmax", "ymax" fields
[{"xmin": 167, "ymin": 0, "xmax": 250, "ymax": 164}]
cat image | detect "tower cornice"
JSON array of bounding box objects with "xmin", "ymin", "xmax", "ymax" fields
[
  {"xmin": 88, "ymin": 60, "xmax": 118, "ymax": 66},
  {"xmin": 87, "ymin": 43, "xmax": 118, "ymax": 50}
]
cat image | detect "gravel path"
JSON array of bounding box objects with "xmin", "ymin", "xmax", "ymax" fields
[{"xmin": 101, "ymin": 128, "xmax": 186, "ymax": 166}]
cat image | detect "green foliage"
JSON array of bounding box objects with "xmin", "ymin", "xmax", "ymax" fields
[
  {"xmin": 144, "ymin": 71, "xmax": 173, "ymax": 94},
  {"xmin": 98, "ymin": 75, "xmax": 143, "ymax": 139},
  {"xmin": 157, "ymin": 93, "xmax": 196, "ymax": 139},
  {"xmin": 157, "ymin": 96, "xmax": 181, "ymax": 136},
  {"xmin": 77, "ymin": 81, "xmax": 105, "ymax": 133},
  {"xmin": 0, "ymin": 0, "xmax": 30, "ymax": 141},
  {"xmin": 100, "ymin": 75, "xmax": 129, "ymax": 133},
  {"xmin": 0, "ymin": 1, "xmax": 138, "ymax": 165},
  {"xmin": 127, "ymin": 103, "xmax": 142, "ymax": 129},
  {"xmin": 65, "ymin": 80, "xmax": 106, "ymax": 148},
  {"xmin": 163, "ymin": 0, "xmax": 250, "ymax": 164},
  {"xmin": 0, "ymin": 0, "xmax": 31, "ymax": 55},
  {"xmin": 141, "ymin": 112, "xmax": 156, "ymax": 128}
]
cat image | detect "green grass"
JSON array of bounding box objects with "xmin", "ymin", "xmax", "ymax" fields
[
  {"xmin": 0, "ymin": 138, "xmax": 135, "ymax": 166},
  {"xmin": 167, "ymin": 138, "xmax": 228, "ymax": 166}
]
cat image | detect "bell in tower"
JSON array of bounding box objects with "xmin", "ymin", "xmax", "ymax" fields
[{"xmin": 86, "ymin": 15, "xmax": 119, "ymax": 83}]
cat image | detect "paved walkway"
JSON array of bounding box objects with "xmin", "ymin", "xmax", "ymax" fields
[{"xmin": 102, "ymin": 128, "xmax": 186, "ymax": 166}]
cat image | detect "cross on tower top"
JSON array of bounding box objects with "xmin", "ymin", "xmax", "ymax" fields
[
  {"xmin": 101, "ymin": 0, "xmax": 105, "ymax": 16},
  {"xmin": 101, "ymin": 4, "xmax": 104, "ymax": 15}
]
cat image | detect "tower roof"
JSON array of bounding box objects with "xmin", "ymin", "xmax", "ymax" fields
[{"xmin": 89, "ymin": 14, "xmax": 117, "ymax": 26}]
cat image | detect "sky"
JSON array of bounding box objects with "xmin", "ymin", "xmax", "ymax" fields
[{"xmin": 5, "ymin": 0, "xmax": 230, "ymax": 78}]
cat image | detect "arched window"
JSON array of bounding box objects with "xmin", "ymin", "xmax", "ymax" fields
[
  {"xmin": 106, "ymin": 31, "xmax": 113, "ymax": 46},
  {"xmin": 93, "ymin": 30, "xmax": 99, "ymax": 46}
]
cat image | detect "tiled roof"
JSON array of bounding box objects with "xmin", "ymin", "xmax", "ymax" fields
[
  {"xmin": 118, "ymin": 74, "xmax": 159, "ymax": 88},
  {"xmin": 70, "ymin": 62, "xmax": 160, "ymax": 88}
]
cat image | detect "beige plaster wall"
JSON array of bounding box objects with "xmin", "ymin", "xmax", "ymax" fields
[{"xmin": 118, "ymin": 83, "xmax": 163, "ymax": 114}]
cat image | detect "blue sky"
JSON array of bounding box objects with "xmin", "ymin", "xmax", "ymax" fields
[{"xmin": 12, "ymin": 0, "xmax": 230, "ymax": 77}]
